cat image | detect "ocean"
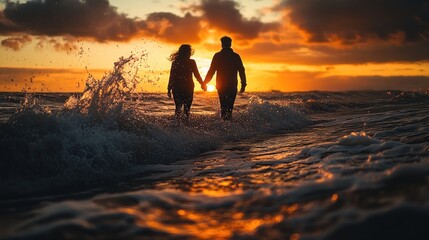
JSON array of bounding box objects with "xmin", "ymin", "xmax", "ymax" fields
[{"xmin": 0, "ymin": 57, "xmax": 428, "ymax": 239}]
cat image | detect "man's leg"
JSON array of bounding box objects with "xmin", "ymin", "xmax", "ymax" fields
[
  {"xmin": 218, "ymin": 89, "xmax": 237, "ymax": 120},
  {"xmin": 218, "ymin": 90, "xmax": 228, "ymax": 120},
  {"xmin": 224, "ymin": 89, "xmax": 237, "ymax": 120}
]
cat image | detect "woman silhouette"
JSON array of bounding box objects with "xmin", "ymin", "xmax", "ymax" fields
[{"xmin": 167, "ymin": 44, "xmax": 204, "ymax": 122}]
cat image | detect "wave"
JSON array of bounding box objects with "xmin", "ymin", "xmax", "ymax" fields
[
  {"xmin": 0, "ymin": 56, "xmax": 310, "ymax": 199},
  {"xmin": 389, "ymin": 91, "xmax": 429, "ymax": 103},
  {"xmin": 6, "ymin": 131, "xmax": 429, "ymax": 240}
]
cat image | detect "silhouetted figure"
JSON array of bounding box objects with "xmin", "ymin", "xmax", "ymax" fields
[
  {"xmin": 203, "ymin": 36, "xmax": 246, "ymax": 120},
  {"xmin": 168, "ymin": 44, "xmax": 204, "ymax": 123}
]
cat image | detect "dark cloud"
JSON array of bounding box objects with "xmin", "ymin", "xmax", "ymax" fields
[
  {"xmin": 241, "ymin": 0, "xmax": 429, "ymax": 65},
  {"xmin": 0, "ymin": 0, "xmax": 279, "ymax": 45},
  {"xmin": 282, "ymin": 0, "xmax": 429, "ymax": 44},
  {"xmin": 197, "ymin": 0, "xmax": 279, "ymax": 39},
  {"xmin": 241, "ymin": 41, "xmax": 429, "ymax": 65},
  {"xmin": 144, "ymin": 12, "xmax": 201, "ymax": 43},
  {"xmin": 0, "ymin": 9, "xmax": 23, "ymax": 34},
  {"xmin": 1, "ymin": 35, "xmax": 31, "ymax": 50},
  {"xmin": 2, "ymin": 0, "xmax": 144, "ymax": 42},
  {"xmin": 0, "ymin": 0, "xmax": 206, "ymax": 44}
]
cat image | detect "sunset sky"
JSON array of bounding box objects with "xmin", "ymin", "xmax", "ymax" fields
[{"xmin": 1, "ymin": 0, "xmax": 428, "ymax": 92}]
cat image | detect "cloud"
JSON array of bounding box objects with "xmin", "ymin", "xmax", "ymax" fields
[
  {"xmin": 144, "ymin": 12, "xmax": 201, "ymax": 43},
  {"xmin": 1, "ymin": 35, "xmax": 31, "ymax": 50},
  {"xmin": 0, "ymin": 10, "xmax": 19, "ymax": 34},
  {"xmin": 0, "ymin": 0, "xmax": 279, "ymax": 45},
  {"xmin": 196, "ymin": 0, "xmax": 279, "ymax": 39},
  {"xmin": 242, "ymin": 41, "xmax": 429, "ymax": 65},
  {"xmin": 2, "ymin": 0, "xmax": 144, "ymax": 42},
  {"xmin": 281, "ymin": 0, "xmax": 429, "ymax": 44},
  {"xmin": 0, "ymin": 0, "xmax": 207, "ymax": 44},
  {"xmin": 238, "ymin": 0, "xmax": 429, "ymax": 65},
  {"xmin": 1, "ymin": 0, "xmax": 427, "ymax": 66},
  {"xmin": 35, "ymin": 37, "xmax": 79, "ymax": 52}
]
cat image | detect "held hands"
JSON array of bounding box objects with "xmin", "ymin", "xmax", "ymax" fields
[{"xmin": 201, "ymin": 82, "xmax": 207, "ymax": 91}]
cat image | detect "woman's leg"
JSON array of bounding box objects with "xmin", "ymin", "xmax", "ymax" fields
[
  {"xmin": 173, "ymin": 91, "xmax": 184, "ymax": 119},
  {"xmin": 183, "ymin": 89, "xmax": 194, "ymax": 121}
]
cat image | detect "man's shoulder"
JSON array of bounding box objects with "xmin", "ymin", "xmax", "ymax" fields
[
  {"xmin": 217, "ymin": 49, "xmax": 240, "ymax": 57},
  {"xmin": 212, "ymin": 51, "xmax": 223, "ymax": 60},
  {"xmin": 229, "ymin": 51, "xmax": 241, "ymax": 60}
]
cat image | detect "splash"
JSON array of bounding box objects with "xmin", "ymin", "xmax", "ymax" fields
[
  {"xmin": 6, "ymin": 93, "xmax": 52, "ymax": 126},
  {"xmin": 64, "ymin": 54, "xmax": 146, "ymax": 122},
  {"xmin": 18, "ymin": 93, "xmax": 51, "ymax": 115}
]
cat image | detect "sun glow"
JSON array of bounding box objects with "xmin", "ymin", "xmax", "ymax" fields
[{"xmin": 206, "ymin": 84, "xmax": 216, "ymax": 92}]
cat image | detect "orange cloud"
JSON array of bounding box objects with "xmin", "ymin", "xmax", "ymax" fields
[
  {"xmin": 1, "ymin": 35, "xmax": 31, "ymax": 51},
  {"xmin": 35, "ymin": 37, "xmax": 79, "ymax": 52}
]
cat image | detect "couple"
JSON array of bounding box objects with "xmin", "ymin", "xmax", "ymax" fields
[{"xmin": 167, "ymin": 36, "xmax": 247, "ymax": 122}]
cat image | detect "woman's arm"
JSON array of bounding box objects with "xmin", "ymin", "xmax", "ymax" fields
[
  {"xmin": 167, "ymin": 62, "xmax": 175, "ymax": 97},
  {"xmin": 191, "ymin": 60, "xmax": 203, "ymax": 84},
  {"xmin": 168, "ymin": 62, "xmax": 175, "ymax": 91}
]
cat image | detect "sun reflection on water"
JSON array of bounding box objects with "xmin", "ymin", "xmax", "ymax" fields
[
  {"xmin": 110, "ymin": 175, "xmax": 297, "ymax": 239},
  {"xmin": 109, "ymin": 136, "xmax": 342, "ymax": 239},
  {"xmin": 97, "ymin": 166, "xmax": 343, "ymax": 240},
  {"xmin": 118, "ymin": 203, "xmax": 286, "ymax": 240}
]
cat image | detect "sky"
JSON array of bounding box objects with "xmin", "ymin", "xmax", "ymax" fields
[{"xmin": 0, "ymin": 0, "xmax": 429, "ymax": 92}]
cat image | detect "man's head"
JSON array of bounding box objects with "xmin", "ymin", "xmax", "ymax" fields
[{"xmin": 220, "ymin": 36, "xmax": 232, "ymax": 48}]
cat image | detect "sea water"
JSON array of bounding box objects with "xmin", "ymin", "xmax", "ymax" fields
[{"xmin": 0, "ymin": 56, "xmax": 428, "ymax": 239}]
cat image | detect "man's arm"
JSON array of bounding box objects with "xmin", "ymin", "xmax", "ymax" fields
[
  {"xmin": 237, "ymin": 55, "xmax": 246, "ymax": 93},
  {"xmin": 203, "ymin": 54, "xmax": 218, "ymax": 84}
]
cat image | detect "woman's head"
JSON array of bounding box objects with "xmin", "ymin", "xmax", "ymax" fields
[{"xmin": 169, "ymin": 44, "xmax": 194, "ymax": 61}]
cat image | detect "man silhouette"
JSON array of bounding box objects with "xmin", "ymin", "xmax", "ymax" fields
[{"xmin": 203, "ymin": 36, "xmax": 247, "ymax": 120}]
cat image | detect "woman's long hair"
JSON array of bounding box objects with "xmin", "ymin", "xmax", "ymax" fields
[{"xmin": 169, "ymin": 44, "xmax": 194, "ymax": 62}]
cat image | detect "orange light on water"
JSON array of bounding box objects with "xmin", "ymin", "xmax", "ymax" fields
[
  {"xmin": 290, "ymin": 233, "xmax": 301, "ymax": 240},
  {"xmin": 331, "ymin": 193, "xmax": 339, "ymax": 202}
]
